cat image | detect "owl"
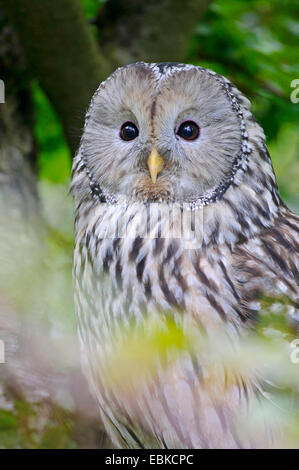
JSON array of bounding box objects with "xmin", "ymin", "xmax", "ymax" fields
[{"xmin": 71, "ymin": 62, "xmax": 299, "ymax": 449}]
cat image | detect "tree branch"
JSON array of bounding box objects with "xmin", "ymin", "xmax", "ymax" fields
[{"xmin": 96, "ymin": 0, "xmax": 212, "ymax": 67}]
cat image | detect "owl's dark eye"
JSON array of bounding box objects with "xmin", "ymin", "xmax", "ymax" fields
[
  {"xmin": 120, "ymin": 122, "xmax": 139, "ymax": 141},
  {"xmin": 177, "ymin": 121, "xmax": 200, "ymax": 141}
]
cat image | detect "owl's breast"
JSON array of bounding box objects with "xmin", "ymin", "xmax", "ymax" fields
[
  {"xmin": 74, "ymin": 233, "xmax": 246, "ymax": 345},
  {"xmin": 76, "ymin": 200, "xmax": 291, "ymax": 342}
]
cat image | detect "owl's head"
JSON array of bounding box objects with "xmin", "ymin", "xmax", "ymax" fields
[{"xmin": 74, "ymin": 62, "xmax": 277, "ymax": 210}]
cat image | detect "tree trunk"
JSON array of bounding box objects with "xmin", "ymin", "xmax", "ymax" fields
[
  {"xmin": 0, "ymin": 0, "xmax": 111, "ymax": 156},
  {"xmin": 96, "ymin": 0, "xmax": 212, "ymax": 67},
  {"xmin": 0, "ymin": 9, "xmax": 38, "ymax": 218}
]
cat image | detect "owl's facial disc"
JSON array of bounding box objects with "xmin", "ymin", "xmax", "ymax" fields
[{"xmin": 82, "ymin": 63, "xmax": 248, "ymax": 205}]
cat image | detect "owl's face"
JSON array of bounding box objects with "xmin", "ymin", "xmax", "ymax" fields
[{"xmin": 82, "ymin": 63, "xmax": 247, "ymax": 203}]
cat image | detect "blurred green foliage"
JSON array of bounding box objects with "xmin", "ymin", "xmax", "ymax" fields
[
  {"xmin": 81, "ymin": 0, "xmax": 104, "ymax": 19},
  {"xmin": 34, "ymin": 83, "xmax": 71, "ymax": 184},
  {"xmin": 188, "ymin": 0, "xmax": 299, "ymax": 208},
  {"xmin": 189, "ymin": 0, "xmax": 298, "ymax": 138}
]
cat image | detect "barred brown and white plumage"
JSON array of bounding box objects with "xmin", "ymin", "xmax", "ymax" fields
[{"xmin": 71, "ymin": 62, "xmax": 299, "ymax": 448}]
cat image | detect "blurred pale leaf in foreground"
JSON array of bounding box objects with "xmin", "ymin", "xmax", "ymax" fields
[{"xmin": 99, "ymin": 310, "xmax": 299, "ymax": 448}]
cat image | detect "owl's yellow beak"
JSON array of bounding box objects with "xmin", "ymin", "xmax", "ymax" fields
[{"xmin": 147, "ymin": 149, "xmax": 164, "ymax": 184}]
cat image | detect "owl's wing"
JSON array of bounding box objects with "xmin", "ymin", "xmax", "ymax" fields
[{"xmin": 232, "ymin": 205, "xmax": 299, "ymax": 332}]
